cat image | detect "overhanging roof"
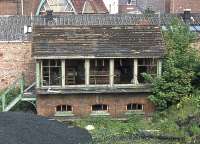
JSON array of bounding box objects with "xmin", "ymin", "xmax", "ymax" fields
[{"xmin": 32, "ymin": 24, "xmax": 165, "ymax": 59}]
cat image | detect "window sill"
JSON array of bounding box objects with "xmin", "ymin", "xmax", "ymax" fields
[
  {"xmin": 125, "ymin": 111, "xmax": 145, "ymax": 115},
  {"xmin": 54, "ymin": 112, "xmax": 74, "ymax": 117},
  {"xmin": 90, "ymin": 111, "xmax": 110, "ymax": 116}
]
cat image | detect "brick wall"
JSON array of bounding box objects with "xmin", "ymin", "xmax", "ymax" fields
[
  {"xmin": 37, "ymin": 93, "xmax": 155, "ymax": 118},
  {"xmin": 170, "ymin": 0, "xmax": 200, "ymax": 13},
  {"xmin": 0, "ymin": 0, "xmax": 20, "ymax": 15},
  {"xmin": 0, "ymin": 0, "xmax": 39, "ymax": 16},
  {"xmin": 0, "ymin": 42, "xmax": 35, "ymax": 90}
]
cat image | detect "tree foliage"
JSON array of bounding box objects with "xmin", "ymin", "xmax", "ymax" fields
[{"xmin": 148, "ymin": 19, "xmax": 200, "ymax": 110}]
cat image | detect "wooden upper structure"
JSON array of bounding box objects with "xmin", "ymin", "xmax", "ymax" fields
[
  {"xmin": 31, "ymin": 14, "xmax": 166, "ymax": 59},
  {"xmin": 32, "ymin": 25, "xmax": 165, "ymax": 59}
]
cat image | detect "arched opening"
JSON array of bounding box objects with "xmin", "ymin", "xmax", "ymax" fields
[
  {"xmin": 11, "ymin": 101, "xmax": 37, "ymax": 114},
  {"xmin": 54, "ymin": 104, "xmax": 74, "ymax": 117},
  {"xmin": 91, "ymin": 104, "xmax": 109, "ymax": 116},
  {"xmin": 127, "ymin": 103, "xmax": 144, "ymax": 111}
]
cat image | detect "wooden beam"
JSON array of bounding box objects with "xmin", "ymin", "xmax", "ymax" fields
[
  {"xmin": 157, "ymin": 59, "xmax": 162, "ymax": 77},
  {"xmin": 61, "ymin": 60, "xmax": 66, "ymax": 87},
  {"xmin": 109, "ymin": 59, "xmax": 114, "ymax": 86},
  {"xmin": 85, "ymin": 59, "xmax": 90, "ymax": 85},
  {"xmin": 36, "ymin": 61, "xmax": 40, "ymax": 88},
  {"xmin": 133, "ymin": 59, "xmax": 138, "ymax": 85}
]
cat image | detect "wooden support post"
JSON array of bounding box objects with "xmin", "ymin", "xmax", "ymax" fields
[
  {"xmin": 133, "ymin": 59, "xmax": 138, "ymax": 85},
  {"xmin": 109, "ymin": 59, "xmax": 114, "ymax": 87},
  {"xmin": 36, "ymin": 61, "xmax": 40, "ymax": 88},
  {"xmin": 85, "ymin": 59, "xmax": 90, "ymax": 85},
  {"xmin": 20, "ymin": 74, "xmax": 24, "ymax": 98},
  {"xmin": 61, "ymin": 60, "xmax": 65, "ymax": 87},
  {"xmin": 2, "ymin": 94, "xmax": 5, "ymax": 111},
  {"xmin": 157, "ymin": 59, "xmax": 162, "ymax": 77}
]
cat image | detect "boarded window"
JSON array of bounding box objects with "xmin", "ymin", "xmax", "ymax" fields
[
  {"xmin": 138, "ymin": 58, "xmax": 157, "ymax": 83},
  {"xmin": 127, "ymin": 103, "xmax": 143, "ymax": 111},
  {"xmin": 114, "ymin": 59, "xmax": 133, "ymax": 84},
  {"xmin": 56, "ymin": 105, "xmax": 72, "ymax": 112},
  {"xmin": 92, "ymin": 104, "xmax": 108, "ymax": 111},
  {"xmin": 90, "ymin": 59, "xmax": 109, "ymax": 85},
  {"xmin": 42, "ymin": 59, "xmax": 62, "ymax": 86}
]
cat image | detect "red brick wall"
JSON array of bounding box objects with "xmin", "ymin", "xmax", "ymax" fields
[
  {"xmin": 170, "ymin": 0, "xmax": 200, "ymax": 13},
  {"xmin": 0, "ymin": 42, "xmax": 35, "ymax": 90},
  {"xmin": 37, "ymin": 93, "xmax": 155, "ymax": 118},
  {"xmin": 0, "ymin": 0, "xmax": 39, "ymax": 15},
  {"xmin": 0, "ymin": 0, "xmax": 20, "ymax": 15}
]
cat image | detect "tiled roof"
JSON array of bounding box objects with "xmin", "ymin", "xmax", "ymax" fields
[
  {"xmin": 32, "ymin": 25, "xmax": 165, "ymax": 58},
  {"xmin": 170, "ymin": 0, "xmax": 200, "ymax": 13},
  {"xmin": 71, "ymin": 0, "xmax": 86, "ymax": 13},
  {"xmin": 0, "ymin": 0, "xmax": 39, "ymax": 16},
  {"xmin": 0, "ymin": 14, "xmax": 200, "ymax": 41},
  {"xmin": 85, "ymin": 0, "xmax": 108, "ymax": 14},
  {"xmin": 0, "ymin": 16, "xmax": 32, "ymax": 41},
  {"xmin": 71, "ymin": 0, "xmax": 108, "ymax": 14}
]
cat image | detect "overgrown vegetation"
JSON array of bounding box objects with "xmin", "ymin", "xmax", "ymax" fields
[
  {"xmin": 146, "ymin": 19, "xmax": 200, "ymax": 110},
  {"xmin": 72, "ymin": 19, "xmax": 200, "ymax": 144},
  {"xmin": 73, "ymin": 95, "xmax": 200, "ymax": 143}
]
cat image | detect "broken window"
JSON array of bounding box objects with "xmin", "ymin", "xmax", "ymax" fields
[
  {"xmin": 56, "ymin": 105, "xmax": 72, "ymax": 112},
  {"xmin": 65, "ymin": 60, "xmax": 85, "ymax": 85},
  {"xmin": 127, "ymin": 103, "xmax": 143, "ymax": 111},
  {"xmin": 42, "ymin": 59, "xmax": 62, "ymax": 86},
  {"xmin": 138, "ymin": 58, "xmax": 157, "ymax": 84},
  {"xmin": 90, "ymin": 59, "xmax": 109, "ymax": 85},
  {"xmin": 92, "ymin": 104, "xmax": 108, "ymax": 111},
  {"xmin": 114, "ymin": 59, "xmax": 133, "ymax": 84}
]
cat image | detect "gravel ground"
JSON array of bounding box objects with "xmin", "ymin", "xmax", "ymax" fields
[{"xmin": 0, "ymin": 112, "xmax": 92, "ymax": 144}]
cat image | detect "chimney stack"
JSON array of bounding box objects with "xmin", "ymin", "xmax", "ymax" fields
[{"xmin": 45, "ymin": 10, "xmax": 54, "ymax": 22}]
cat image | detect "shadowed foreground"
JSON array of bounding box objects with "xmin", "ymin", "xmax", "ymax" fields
[{"xmin": 0, "ymin": 112, "xmax": 92, "ymax": 144}]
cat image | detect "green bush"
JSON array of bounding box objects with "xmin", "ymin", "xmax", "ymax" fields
[{"xmin": 148, "ymin": 19, "xmax": 200, "ymax": 110}]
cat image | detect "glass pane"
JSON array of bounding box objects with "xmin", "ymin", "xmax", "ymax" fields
[
  {"xmin": 56, "ymin": 106, "xmax": 61, "ymax": 111},
  {"xmin": 92, "ymin": 104, "xmax": 107, "ymax": 111},
  {"xmin": 103, "ymin": 105, "xmax": 108, "ymax": 110},
  {"xmin": 138, "ymin": 104, "xmax": 143, "ymax": 110},
  {"xmin": 90, "ymin": 59, "xmax": 109, "ymax": 85},
  {"xmin": 67, "ymin": 105, "xmax": 72, "ymax": 111},
  {"xmin": 65, "ymin": 60, "xmax": 85, "ymax": 85},
  {"xmin": 132, "ymin": 104, "xmax": 137, "ymax": 110},
  {"xmin": 127, "ymin": 104, "xmax": 132, "ymax": 110},
  {"xmin": 43, "ymin": 60, "xmax": 49, "ymax": 66},
  {"xmin": 114, "ymin": 59, "xmax": 133, "ymax": 84},
  {"xmin": 50, "ymin": 67, "xmax": 61, "ymax": 85},
  {"xmin": 62, "ymin": 105, "xmax": 66, "ymax": 111}
]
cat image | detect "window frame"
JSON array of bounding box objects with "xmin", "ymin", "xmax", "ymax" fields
[
  {"xmin": 126, "ymin": 103, "xmax": 144, "ymax": 111},
  {"xmin": 91, "ymin": 104, "xmax": 110, "ymax": 116},
  {"xmin": 41, "ymin": 59, "xmax": 62, "ymax": 87},
  {"xmin": 138, "ymin": 58, "xmax": 158, "ymax": 84},
  {"xmin": 89, "ymin": 59, "xmax": 110, "ymax": 85},
  {"xmin": 54, "ymin": 104, "xmax": 74, "ymax": 117},
  {"xmin": 55, "ymin": 104, "xmax": 73, "ymax": 112}
]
